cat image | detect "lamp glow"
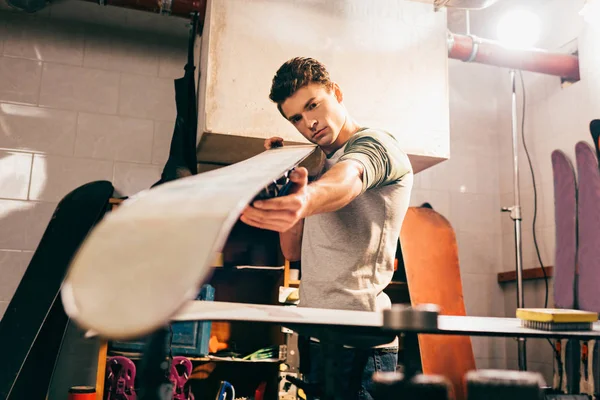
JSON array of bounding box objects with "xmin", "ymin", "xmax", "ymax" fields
[
  {"xmin": 580, "ymin": 0, "xmax": 600, "ymax": 24},
  {"xmin": 496, "ymin": 9, "xmax": 541, "ymax": 48}
]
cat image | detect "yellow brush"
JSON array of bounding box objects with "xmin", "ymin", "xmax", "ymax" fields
[{"xmin": 516, "ymin": 308, "xmax": 598, "ymax": 331}]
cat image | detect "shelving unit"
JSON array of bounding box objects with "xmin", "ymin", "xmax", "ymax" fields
[
  {"xmin": 95, "ymin": 198, "xmax": 289, "ymax": 400},
  {"xmin": 97, "ymin": 198, "xmax": 411, "ymax": 399},
  {"xmin": 497, "ymin": 266, "xmax": 554, "ymax": 284}
]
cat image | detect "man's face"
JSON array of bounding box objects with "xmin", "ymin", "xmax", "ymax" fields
[{"xmin": 280, "ymin": 83, "xmax": 346, "ymax": 151}]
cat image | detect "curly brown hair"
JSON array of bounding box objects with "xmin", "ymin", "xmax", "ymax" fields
[{"xmin": 269, "ymin": 57, "xmax": 333, "ymax": 117}]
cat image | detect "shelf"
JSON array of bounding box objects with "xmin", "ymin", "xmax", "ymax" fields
[
  {"xmin": 108, "ymin": 350, "xmax": 285, "ymax": 363},
  {"xmin": 226, "ymin": 265, "xmax": 284, "ymax": 270},
  {"xmin": 286, "ymin": 280, "xmax": 406, "ymax": 288},
  {"xmin": 497, "ymin": 266, "xmax": 554, "ymax": 284}
]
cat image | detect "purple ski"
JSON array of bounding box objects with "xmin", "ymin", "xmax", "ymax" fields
[
  {"xmin": 552, "ymin": 150, "xmax": 578, "ymax": 309},
  {"xmin": 576, "ymin": 139, "xmax": 600, "ymax": 396},
  {"xmin": 575, "ymin": 141, "xmax": 600, "ymax": 312},
  {"xmin": 590, "ymin": 120, "xmax": 600, "ymax": 167},
  {"xmin": 552, "ymin": 149, "xmax": 580, "ymax": 394}
]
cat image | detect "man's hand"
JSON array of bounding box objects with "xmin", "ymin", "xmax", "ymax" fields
[
  {"xmin": 264, "ymin": 136, "xmax": 284, "ymax": 150},
  {"xmin": 241, "ymin": 167, "xmax": 311, "ymax": 233}
]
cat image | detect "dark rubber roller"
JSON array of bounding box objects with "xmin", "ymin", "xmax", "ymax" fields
[
  {"xmin": 466, "ymin": 369, "xmax": 545, "ymax": 400},
  {"xmin": 373, "ymin": 371, "xmax": 451, "ymax": 400}
]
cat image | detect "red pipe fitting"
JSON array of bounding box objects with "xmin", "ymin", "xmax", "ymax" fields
[{"xmin": 448, "ymin": 32, "xmax": 580, "ymax": 81}]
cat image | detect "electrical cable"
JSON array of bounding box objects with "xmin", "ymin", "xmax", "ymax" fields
[
  {"xmin": 517, "ymin": 71, "xmax": 557, "ymax": 356},
  {"xmin": 518, "ymin": 70, "xmax": 549, "ymax": 309}
]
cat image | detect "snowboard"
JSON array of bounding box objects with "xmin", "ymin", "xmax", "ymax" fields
[
  {"xmin": 551, "ymin": 149, "xmax": 578, "ymax": 310},
  {"xmin": 589, "ymin": 120, "xmax": 600, "ymax": 166},
  {"xmin": 61, "ymin": 145, "xmax": 317, "ymax": 340},
  {"xmin": 575, "ymin": 141, "xmax": 600, "ymax": 314},
  {"xmin": 0, "ymin": 180, "xmax": 114, "ymax": 400},
  {"xmin": 399, "ymin": 206, "xmax": 475, "ymax": 400},
  {"xmin": 575, "ymin": 140, "xmax": 600, "ymax": 397},
  {"xmin": 551, "ymin": 149, "xmax": 580, "ymax": 392}
]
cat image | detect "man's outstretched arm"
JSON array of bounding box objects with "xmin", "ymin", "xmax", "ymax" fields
[
  {"xmin": 240, "ymin": 160, "xmax": 364, "ymax": 233},
  {"xmin": 303, "ymin": 160, "xmax": 364, "ymax": 215}
]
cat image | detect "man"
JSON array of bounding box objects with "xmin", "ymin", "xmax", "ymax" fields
[{"xmin": 241, "ymin": 57, "xmax": 413, "ymax": 399}]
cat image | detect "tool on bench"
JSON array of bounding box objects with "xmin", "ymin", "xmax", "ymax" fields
[{"xmin": 516, "ymin": 309, "xmax": 598, "ymax": 331}]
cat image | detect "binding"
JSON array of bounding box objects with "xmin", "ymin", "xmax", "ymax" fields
[
  {"xmin": 105, "ymin": 356, "xmax": 137, "ymax": 400},
  {"xmin": 169, "ymin": 356, "xmax": 194, "ymax": 400}
]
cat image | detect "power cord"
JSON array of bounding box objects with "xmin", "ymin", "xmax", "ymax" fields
[
  {"xmin": 518, "ymin": 70, "xmax": 549, "ymax": 309},
  {"xmin": 517, "ymin": 71, "xmax": 557, "ymax": 356}
]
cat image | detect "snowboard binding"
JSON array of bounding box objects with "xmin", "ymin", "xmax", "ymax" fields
[
  {"xmin": 169, "ymin": 356, "xmax": 194, "ymax": 400},
  {"xmin": 105, "ymin": 356, "xmax": 137, "ymax": 400},
  {"xmin": 253, "ymin": 168, "xmax": 296, "ymax": 201}
]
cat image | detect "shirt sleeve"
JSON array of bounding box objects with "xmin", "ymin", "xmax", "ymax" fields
[{"xmin": 338, "ymin": 129, "xmax": 412, "ymax": 194}]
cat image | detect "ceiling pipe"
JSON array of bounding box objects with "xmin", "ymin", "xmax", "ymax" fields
[
  {"xmin": 80, "ymin": 0, "xmax": 207, "ymax": 29},
  {"xmin": 448, "ymin": 31, "xmax": 580, "ymax": 81},
  {"xmin": 409, "ymin": 0, "xmax": 502, "ymax": 11},
  {"xmin": 38, "ymin": 0, "xmax": 577, "ymax": 83}
]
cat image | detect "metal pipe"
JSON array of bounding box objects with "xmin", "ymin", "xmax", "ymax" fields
[
  {"xmin": 81, "ymin": 0, "xmax": 207, "ymax": 27},
  {"xmin": 448, "ymin": 32, "xmax": 580, "ymax": 81},
  {"xmin": 508, "ymin": 69, "xmax": 527, "ymax": 371},
  {"xmin": 501, "ymin": 69, "xmax": 527, "ymax": 370}
]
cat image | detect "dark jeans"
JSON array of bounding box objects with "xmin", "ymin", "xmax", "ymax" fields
[{"xmin": 299, "ymin": 337, "xmax": 398, "ymax": 400}]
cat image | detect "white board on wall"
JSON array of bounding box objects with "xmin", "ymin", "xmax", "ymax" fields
[{"xmin": 197, "ymin": 0, "xmax": 450, "ymax": 172}]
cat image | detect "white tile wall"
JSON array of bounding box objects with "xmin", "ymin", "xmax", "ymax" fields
[
  {"xmin": 29, "ymin": 154, "xmax": 114, "ymax": 202},
  {"xmin": 471, "ymin": 336, "xmax": 507, "ymax": 360},
  {"xmin": 0, "ymin": 103, "xmax": 78, "ymax": 155},
  {"xmin": 0, "ymin": 57, "xmax": 42, "ymax": 105},
  {"xmin": 118, "ymin": 74, "xmax": 176, "ymax": 121},
  {"xmin": 475, "ymin": 357, "xmax": 509, "ymax": 370},
  {"xmin": 39, "ymin": 63, "xmax": 120, "ymax": 114},
  {"xmin": 158, "ymin": 38, "xmax": 189, "ymax": 79},
  {"xmin": 47, "ymin": 0, "xmax": 128, "ymax": 27},
  {"xmin": 83, "ymin": 26, "xmax": 160, "ymax": 76},
  {"xmin": 449, "ymin": 192, "xmax": 501, "ymax": 234},
  {"xmin": 152, "ymin": 120, "xmax": 175, "ymax": 165},
  {"xmin": 0, "ymin": 199, "xmax": 56, "ymax": 250},
  {"xmin": 74, "ymin": 113, "xmax": 154, "ymax": 163},
  {"xmin": 4, "ymin": 16, "xmax": 85, "ymax": 66},
  {"xmin": 455, "ymin": 231, "xmax": 502, "ymax": 275},
  {"xmin": 462, "ymin": 273, "xmax": 505, "ymax": 317},
  {"xmin": 0, "ymin": 249, "xmax": 33, "ymax": 302},
  {"xmin": 409, "ymin": 188, "xmax": 451, "ymax": 219},
  {"xmin": 113, "ymin": 162, "xmax": 161, "ymax": 196},
  {"xmin": 0, "ymin": 13, "xmax": 6, "ymax": 54},
  {"xmin": 0, "ymin": 3, "xmax": 190, "ymax": 315},
  {"xmin": 0, "ymin": 150, "xmax": 32, "ymax": 200}
]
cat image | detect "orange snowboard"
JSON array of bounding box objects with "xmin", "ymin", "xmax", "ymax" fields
[{"xmin": 399, "ymin": 206, "xmax": 476, "ymax": 400}]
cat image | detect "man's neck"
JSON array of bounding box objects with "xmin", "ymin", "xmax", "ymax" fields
[{"xmin": 321, "ymin": 117, "xmax": 361, "ymax": 155}]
